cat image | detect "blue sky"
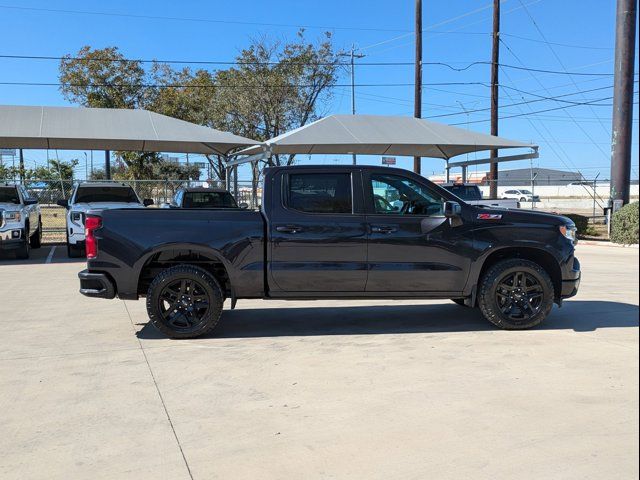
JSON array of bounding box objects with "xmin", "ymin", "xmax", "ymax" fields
[{"xmin": 0, "ymin": 0, "xmax": 638, "ymax": 181}]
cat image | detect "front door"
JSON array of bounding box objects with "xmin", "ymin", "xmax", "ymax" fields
[
  {"xmin": 268, "ymin": 170, "xmax": 368, "ymax": 294},
  {"xmin": 364, "ymin": 171, "xmax": 471, "ymax": 294}
]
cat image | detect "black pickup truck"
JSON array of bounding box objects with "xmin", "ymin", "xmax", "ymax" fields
[{"xmin": 78, "ymin": 165, "xmax": 580, "ymax": 338}]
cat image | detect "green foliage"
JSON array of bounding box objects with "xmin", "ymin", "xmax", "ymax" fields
[
  {"xmin": 610, "ymin": 202, "xmax": 639, "ymax": 245},
  {"xmin": 565, "ymin": 213, "xmax": 599, "ymax": 237}
]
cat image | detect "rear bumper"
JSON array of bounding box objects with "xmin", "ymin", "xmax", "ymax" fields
[
  {"xmin": 78, "ymin": 269, "xmax": 116, "ymax": 299},
  {"xmin": 560, "ymin": 256, "xmax": 581, "ymax": 299}
]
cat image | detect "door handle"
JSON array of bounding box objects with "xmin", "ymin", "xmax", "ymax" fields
[
  {"xmin": 370, "ymin": 225, "xmax": 397, "ymax": 234},
  {"xmin": 276, "ymin": 225, "xmax": 304, "ymax": 234}
]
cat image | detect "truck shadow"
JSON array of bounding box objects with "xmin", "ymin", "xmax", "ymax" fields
[{"xmin": 136, "ymin": 300, "xmax": 639, "ymax": 340}]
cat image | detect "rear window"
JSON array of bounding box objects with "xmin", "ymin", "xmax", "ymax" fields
[
  {"xmin": 183, "ymin": 191, "xmax": 237, "ymax": 208},
  {"xmin": 443, "ymin": 185, "xmax": 482, "ymax": 201},
  {"xmin": 0, "ymin": 186, "xmax": 20, "ymax": 204},
  {"xmin": 288, "ymin": 173, "xmax": 352, "ymax": 214},
  {"xmin": 74, "ymin": 186, "xmax": 139, "ymax": 204}
]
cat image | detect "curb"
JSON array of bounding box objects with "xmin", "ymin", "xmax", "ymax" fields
[{"xmin": 578, "ymin": 240, "xmax": 639, "ymax": 248}]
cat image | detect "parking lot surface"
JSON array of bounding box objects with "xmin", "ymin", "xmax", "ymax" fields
[{"xmin": 0, "ymin": 244, "xmax": 638, "ymax": 479}]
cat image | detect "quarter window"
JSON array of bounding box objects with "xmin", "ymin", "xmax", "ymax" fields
[
  {"xmin": 370, "ymin": 174, "xmax": 444, "ymax": 216},
  {"xmin": 288, "ymin": 173, "xmax": 352, "ymax": 214}
]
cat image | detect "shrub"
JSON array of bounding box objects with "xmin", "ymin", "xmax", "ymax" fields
[
  {"xmin": 564, "ymin": 213, "xmax": 589, "ymax": 234},
  {"xmin": 610, "ymin": 202, "xmax": 639, "ymax": 245}
]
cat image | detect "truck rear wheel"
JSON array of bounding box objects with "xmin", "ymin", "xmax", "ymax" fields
[
  {"xmin": 146, "ymin": 265, "xmax": 224, "ymax": 339},
  {"xmin": 478, "ymin": 258, "xmax": 554, "ymax": 329}
]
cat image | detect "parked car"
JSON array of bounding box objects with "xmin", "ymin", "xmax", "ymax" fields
[
  {"xmin": 78, "ymin": 165, "xmax": 581, "ymax": 339},
  {"xmin": 442, "ymin": 183, "xmax": 519, "ymax": 209},
  {"xmin": 58, "ymin": 182, "xmax": 153, "ymax": 258},
  {"xmin": 0, "ymin": 183, "xmax": 42, "ymax": 259},
  {"xmin": 502, "ymin": 189, "xmax": 540, "ymax": 202},
  {"xmin": 161, "ymin": 187, "xmax": 248, "ymax": 209}
]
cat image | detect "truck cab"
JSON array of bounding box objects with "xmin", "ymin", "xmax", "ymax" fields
[{"xmin": 0, "ymin": 183, "xmax": 42, "ymax": 259}]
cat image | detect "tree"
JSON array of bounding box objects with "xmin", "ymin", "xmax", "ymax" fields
[{"xmin": 59, "ymin": 46, "xmax": 152, "ymax": 109}]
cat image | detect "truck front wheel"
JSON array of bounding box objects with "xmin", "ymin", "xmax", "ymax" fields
[
  {"xmin": 146, "ymin": 265, "xmax": 224, "ymax": 339},
  {"xmin": 478, "ymin": 258, "xmax": 554, "ymax": 329}
]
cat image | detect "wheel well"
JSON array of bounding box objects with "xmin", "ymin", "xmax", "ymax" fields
[
  {"xmin": 138, "ymin": 249, "xmax": 231, "ymax": 297},
  {"xmin": 478, "ymin": 247, "xmax": 562, "ymax": 298}
]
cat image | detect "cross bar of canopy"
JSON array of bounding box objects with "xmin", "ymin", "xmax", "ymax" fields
[{"xmin": 0, "ymin": 105, "xmax": 258, "ymax": 155}]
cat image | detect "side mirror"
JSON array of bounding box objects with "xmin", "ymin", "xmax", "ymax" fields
[
  {"xmin": 239, "ymin": 202, "xmax": 249, "ymax": 209},
  {"xmin": 143, "ymin": 199, "xmax": 154, "ymax": 207},
  {"xmin": 57, "ymin": 199, "xmax": 69, "ymax": 209},
  {"xmin": 444, "ymin": 201, "xmax": 462, "ymax": 218}
]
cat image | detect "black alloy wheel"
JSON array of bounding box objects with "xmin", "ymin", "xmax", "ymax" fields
[
  {"xmin": 158, "ymin": 278, "xmax": 211, "ymax": 331},
  {"xmin": 495, "ymin": 271, "xmax": 544, "ymax": 322}
]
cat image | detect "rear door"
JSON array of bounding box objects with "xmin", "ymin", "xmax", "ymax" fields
[
  {"xmin": 267, "ymin": 169, "xmax": 368, "ymax": 293},
  {"xmin": 364, "ymin": 171, "xmax": 472, "ymax": 294}
]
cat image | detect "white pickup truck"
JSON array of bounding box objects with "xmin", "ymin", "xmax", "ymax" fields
[
  {"xmin": 0, "ymin": 183, "xmax": 42, "ymax": 259},
  {"xmin": 57, "ymin": 183, "xmax": 153, "ymax": 257},
  {"xmin": 442, "ymin": 183, "xmax": 520, "ymax": 209}
]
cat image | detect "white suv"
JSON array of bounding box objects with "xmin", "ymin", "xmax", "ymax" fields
[
  {"xmin": 58, "ymin": 183, "xmax": 152, "ymax": 257},
  {"xmin": 0, "ymin": 183, "xmax": 42, "ymax": 259},
  {"xmin": 502, "ymin": 189, "xmax": 540, "ymax": 202}
]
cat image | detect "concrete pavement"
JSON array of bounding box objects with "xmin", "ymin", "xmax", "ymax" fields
[{"xmin": 0, "ymin": 244, "xmax": 638, "ymax": 479}]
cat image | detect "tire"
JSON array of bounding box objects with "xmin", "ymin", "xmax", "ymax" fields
[
  {"xmin": 146, "ymin": 265, "xmax": 224, "ymax": 339},
  {"xmin": 452, "ymin": 298, "xmax": 471, "ymax": 307},
  {"xmin": 520, "ymin": 197, "xmax": 527, "ymax": 202},
  {"xmin": 16, "ymin": 240, "xmax": 30, "ymax": 260},
  {"xmin": 30, "ymin": 218, "xmax": 42, "ymax": 249},
  {"xmin": 478, "ymin": 258, "xmax": 554, "ymax": 330},
  {"xmin": 66, "ymin": 231, "xmax": 83, "ymax": 258}
]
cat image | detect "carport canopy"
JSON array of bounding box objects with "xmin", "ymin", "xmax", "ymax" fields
[
  {"xmin": 0, "ymin": 104, "xmax": 258, "ymax": 155},
  {"xmin": 234, "ymin": 114, "xmax": 537, "ymax": 164}
]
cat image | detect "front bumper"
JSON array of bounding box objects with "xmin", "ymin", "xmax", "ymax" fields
[
  {"xmin": 0, "ymin": 228, "xmax": 25, "ymax": 250},
  {"xmin": 560, "ymin": 256, "xmax": 581, "ymax": 299},
  {"xmin": 78, "ymin": 270, "xmax": 116, "ymax": 299}
]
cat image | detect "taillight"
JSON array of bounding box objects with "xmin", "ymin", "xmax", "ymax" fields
[{"xmin": 85, "ymin": 216, "xmax": 102, "ymax": 259}]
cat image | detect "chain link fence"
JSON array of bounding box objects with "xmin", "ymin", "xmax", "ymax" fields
[{"xmin": 20, "ymin": 178, "xmax": 263, "ymax": 243}]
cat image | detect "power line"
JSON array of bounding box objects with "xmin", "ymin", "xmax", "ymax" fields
[
  {"xmin": 500, "ymin": 32, "xmax": 615, "ymax": 50},
  {"xmin": 0, "ymin": 54, "xmax": 624, "ymax": 77},
  {"xmin": 0, "ymin": 4, "xmax": 411, "ymax": 33}
]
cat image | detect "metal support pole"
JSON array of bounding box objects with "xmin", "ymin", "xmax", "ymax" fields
[
  {"xmin": 19, "ymin": 149, "xmax": 24, "ymax": 183},
  {"xmin": 489, "ymin": 0, "xmax": 500, "ymax": 199},
  {"xmin": 445, "ymin": 160, "xmax": 450, "ymax": 183},
  {"xmin": 105, "ymin": 150, "xmax": 111, "ymax": 180},
  {"xmin": 413, "ymin": 0, "xmax": 422, "ymax": 174},
  {"xmin": 461, "ymin": 166, "xmax": 467, "ymax": 183},
  {"xmin": 233, "ymin": 165, "xmax": 238, "ymax": 197},
  {"xmin": 90, "ymin": 151, "xmax": 93, "ymax": 180},
  {"xmin": 610, "ymin": 0, "xmax": 637, "ymax": 208}
]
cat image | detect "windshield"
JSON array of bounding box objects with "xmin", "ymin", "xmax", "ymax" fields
[
  {"xmin": 74, "ymin": 186, "xmax": 139, "ymax": 204},
  {"xmin": 442, "ymin": 185, "xmax": 482, "ymax": 201},
  {"xmin": 0, "ymin": 187, "xmax": 20, "ymax": 204},
  {"xmin": 183, "ymin": 191, "xmax": 238, "ymax": 208}
]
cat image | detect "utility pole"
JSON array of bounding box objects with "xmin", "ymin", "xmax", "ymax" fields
[
  {"xmin": 19, "ymin": 149, "xmax": 24, "ymax": 183},
  {"xmin": 90, "ymin": 151, "xmax": 94, "ymax": 180},
  {"xmin": 413, "ymin": 0, "xmax": 423, "ymax": 174},
  {"xmin": 350, "ymin": 45, "xmax": 364, "ymax": 165},
  {"xmin": 105, "ymin": 150, "xmax": 111, "ymax": 180},
  {"xmin": 489, "ymin": 0, "xmax": 500, "ymax": 199},
  {"xmin": 610, "ymin": 0, "xmax": 637, "ymax": 209}
]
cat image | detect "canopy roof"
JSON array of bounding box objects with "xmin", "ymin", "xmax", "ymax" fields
[
  {"xmin": 0, "ymin": 105, "xmax": 257, "ymax": 155},
  {"xmin": 238, "ymin": 114, "xmax": 536, "ymax": 159}
]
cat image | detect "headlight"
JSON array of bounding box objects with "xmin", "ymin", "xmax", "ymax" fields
[
  {"xmin": 3, "ymin": 211, "xmax": 21, "ymax": 222},
  {"xmin": 70, "ymin": 211, "xmax": 84, "ymax": 225},
  {"xmin": 559, "ymin": 224, "xmax": 577, "ymax": 243}
]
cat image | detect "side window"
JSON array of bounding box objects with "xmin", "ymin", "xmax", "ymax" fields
[
  {"xmin": 370, "ymin": 174, "xmax": 444, "ymax": 216},
  {"xmin": 174, "ymin": 191, "xmax": 183, "ymax": 206},
  {"xmin": 287, "ymin": 173, "xmax": 352, "ymax": 214}
]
